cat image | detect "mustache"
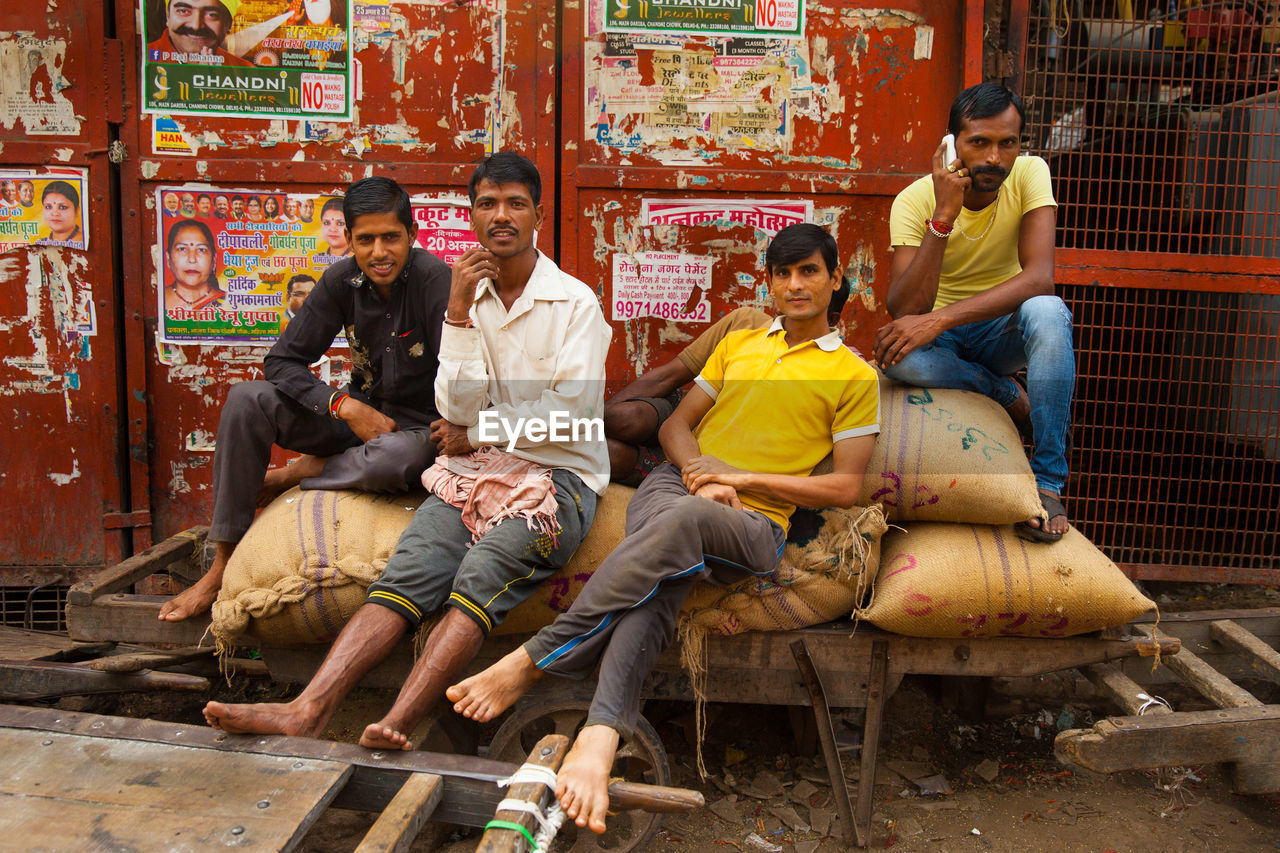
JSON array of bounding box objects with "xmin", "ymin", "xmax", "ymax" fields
[
  {"xmin": 173, "ymin": 25, "xmax": 220, "ymax": 39},
  {"xmin": 972, "ymin": 165, "xmax": 1007, "ymax": 179}
]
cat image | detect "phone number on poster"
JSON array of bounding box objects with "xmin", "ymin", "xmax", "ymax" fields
[{"xmin": 613, "ymin": 299, "xmax": 709, "ymax": 321}]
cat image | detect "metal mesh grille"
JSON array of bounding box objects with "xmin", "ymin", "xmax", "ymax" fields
[
  {"xmin": 1065, "ymin": 283, "xmax": 1279, "ymax": 578},
  {"xmin": 0, "ymin": 586, "xmax": 68, "ymax": 633},
  {"xmin": 1022, "ymin": 2, "xmax": 1280, "ymax": 258}
]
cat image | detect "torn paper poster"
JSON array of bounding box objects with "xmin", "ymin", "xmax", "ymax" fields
[
  {"xmin": 612, "ymin": 251, "xmax": 714, "ymax": 323},
  {"xmin": 0, "ymin": 35, "xmax": 80, "ymax": 136},
  {"xmin": 642, "ymin": 197, "xmax": 812, "ymax": 235}
]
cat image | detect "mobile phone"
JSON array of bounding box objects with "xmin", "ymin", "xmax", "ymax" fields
[{"xmin": 942, "ymin": 133, "xmax": 956, "ymax": 165}]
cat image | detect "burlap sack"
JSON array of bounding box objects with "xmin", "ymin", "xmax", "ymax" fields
[
  {"xmin": 210, "ymin": 485, "xmax": 638, "ymax": 646},
  {"xmin": 677, "ymin": 504, "xmax": 886, "ymax": 637},
  {"xmin": 857, "ymin": 523, "xmax": 1157, "ymax": 638},
  {"xmin": 858, "ymin": 376, "xmax": 1044, "ymax": 525},
  {"xmin": 211, "ymin": 487, "xmax": 430, "ymax": 647}
]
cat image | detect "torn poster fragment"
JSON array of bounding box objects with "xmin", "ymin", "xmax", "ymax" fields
[
  {"xmin": 612, "ymin": 251, "xmax": 714, "ymax": 323},
  {"xmin": 0, "ymin": 35, "xmax": 80, "ymax": 136},
  {"xmin": 604, "ymin": 0, "xmax": 805, "ymax": 40},
  {"xmin": 0, "ymin": 167, "xmax": 89, "ymax": 252},
  {"xmin": 642, "ymin": 197, "xmax": 812, "ymax": 235}
]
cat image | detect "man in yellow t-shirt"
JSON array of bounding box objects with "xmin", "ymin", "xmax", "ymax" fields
[
  {"xmin": 447, "ymin": 224, "xmax": 879, "ymax": 836},
  {"xmin": 604, "ymin": 291, "xmax": 851, "ymax": 484},
  {"xmin": 876, "ymin": 82, "xmax": 1074, "ymax": 543}
]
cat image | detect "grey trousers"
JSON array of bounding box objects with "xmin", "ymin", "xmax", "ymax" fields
[
  {"xmin": 209, "ymin": 380, "xmax": 437, "ymax": 543},
  {"xmin": 523, "ymin": 463, "xmax": 785, "ymax": 736}
]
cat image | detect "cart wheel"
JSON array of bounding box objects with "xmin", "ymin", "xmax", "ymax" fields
[{"xmin": 487, "ymin": 695, "xmax": 671, "ymax": 853}]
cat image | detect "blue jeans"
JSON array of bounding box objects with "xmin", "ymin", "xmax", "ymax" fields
[{"xmin": 883, "ymin": 295, "xmax": 1075, "ymax": 494}]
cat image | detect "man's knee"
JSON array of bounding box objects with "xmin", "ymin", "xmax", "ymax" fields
[
  {"xmin": 1019, "ymin": 295, "xmax": 1072, "ymax": 332},
  {"xmin": 881, "ymin": 348, "xmax": 938, "ymax": 388},
  {"xmin": 353, "ymin": 430, "xmax": 436, "ymax": 491},
  {"xmin": 603, "ymin": 399, "xmax": 659, "ymax": 445}
]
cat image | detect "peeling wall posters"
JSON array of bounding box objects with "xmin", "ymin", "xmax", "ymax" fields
[
  {"xmin": 141, "ymin": 0, "xmax": 354, "ymax": 120},
  {"xmin": 604, "ymin": 0, "xmax": 803, "ymax": 39},
  {"xmin": 612, "ymin": 251, "xmax": 714, "ymax": 323},
  {"xmin": 157, "ymin": 187, "xmax": 481, "ymax": 345},
  {"xmin": 590, "ymin": 34, "xmax": 793, "ymax": 152},
  {"xmin": 412, "ymin": 200, "xmax": 481, "ymax": 264},
  {"xmin": 156, "ymin": 185, "xmax": 349, "ymax": 345},
  {"xmin": 0, "ymin": 35, "xmax": 79, "ymax": 136},
  {"xmin": 0, "ymin": 168, "xmax": 90, "ymax": 252},
  {"xmin": 642, "ymin": 197, "xmax": 811, "ymax": 235}
]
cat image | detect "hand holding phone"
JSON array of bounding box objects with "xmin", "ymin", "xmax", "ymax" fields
[{"xmin": 942, "ymin": 133, "xmax": 956, "ymax": 166}]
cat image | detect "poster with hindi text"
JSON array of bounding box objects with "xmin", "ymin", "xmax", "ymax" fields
[
  {"xmin": 141, "ymin": 0, "xmax": 353, "ymax": 121},
  {"xmin": 0, "ymin": 168, "xmax": 89, "ymax": 253}
]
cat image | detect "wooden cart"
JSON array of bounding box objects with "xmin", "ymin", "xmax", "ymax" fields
[{"xmin": 53, "ymin": 526, "xmax": 1280, "ymax": 850}]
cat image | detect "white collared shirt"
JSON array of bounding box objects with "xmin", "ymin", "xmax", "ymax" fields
[{"xmin": 435, "ymin": 252, "xmax": 612, "ymax": 494}]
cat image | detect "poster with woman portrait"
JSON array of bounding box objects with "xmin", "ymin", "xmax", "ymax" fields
[
  {"xmin": 0, "ymin": 168, "xmax": 89, "ymax": 253},
  {"xmin": 156, "ymin": 183, "xmax": 350, "ymax": 345}
]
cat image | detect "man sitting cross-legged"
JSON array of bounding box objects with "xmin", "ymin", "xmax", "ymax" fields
[
  {"xmin": 447, "ymin": 223, "xmax": 880, "ymax": 834},
  {"xmin": 203, "ymin": 151, "xmax": 612, "ymax": 749},
  {"xmin": 159, "ymin": 177, "xmax": 450, "ymax": 622}
]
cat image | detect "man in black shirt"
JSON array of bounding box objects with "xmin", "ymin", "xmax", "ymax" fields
[{"xmin": 160, "ymin": 177, "xmax": 451, "ymax": 621}]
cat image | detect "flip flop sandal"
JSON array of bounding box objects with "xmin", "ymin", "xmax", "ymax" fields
[{"xmin": 1015, "ymin": 490, "xmax": 1068, "ymax": 544}]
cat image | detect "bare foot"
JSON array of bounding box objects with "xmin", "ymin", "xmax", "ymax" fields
[
  {"xmin": 1020, "ymin": 489, "xmax": 1069, "ymax": 542},
  {"xmin": 360, "ymin": 723, "xmax": 412, "ymax": 751},
  {"xmin": 446, "ymin": 647, "xmax": 542, "ymax": 722},
  {"xmin": 203, "ymin": 699, "xmax": 324, "ymax": 737},
  {"xmin": 158, "ymin": 572, "xmax": 220, "ymax": 622},
  {"xmin": 256, "ymin": 454, "xmax": 326, "ymax": 508},
  {"xmin": 557, "ymin": 725, "xmax": 620, "ymax": 834},
  {"xmin": 1005, "ymin": 382, "xmax": 1032, "ymax": 439}
]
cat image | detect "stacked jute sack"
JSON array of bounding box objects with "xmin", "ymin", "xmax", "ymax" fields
[
  {"xmin": 209, "ymin": 484, "xmax": 887, "ymax": 652},
  {"xmin": 209, "ymin": 374, "xmax": 1154, "ymax": 652},
  {"xmin": 850, "ymin": 375, "xmax": 1156, "ymax": 638}
]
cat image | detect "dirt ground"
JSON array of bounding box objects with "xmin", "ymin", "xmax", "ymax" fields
[{"xmin": 47, "ymin": 581, "xmax": 1280, "ymax": 852}]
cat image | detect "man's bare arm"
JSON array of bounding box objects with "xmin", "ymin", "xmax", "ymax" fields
[
  {"xmin": 609, "ymin": 358, "xmax": 697, "ymax": 406},
  {"xmin": 875, "ymin": 205, "xmax": 1056, "ymax": 367},
  {"xmin": 682, "ymin": 434, "xmax": 874, "ymax": 511},
  {"xmin": 657, "ymin": 386, "xmax": 715, "ymax": 470}
]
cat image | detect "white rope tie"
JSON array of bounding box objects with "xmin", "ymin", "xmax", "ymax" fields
[
  {"xmin": 495, "ymin": 762, "xmax": 565, "ymax": 853},
  {"xmin": 1136, "ymin": 692, "xmax": 1172, "ymax": 715}
]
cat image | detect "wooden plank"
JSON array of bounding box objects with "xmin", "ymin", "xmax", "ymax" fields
[
  {"xmin": 477, "ymin": 734, "xmax": 570, "ymax": 853},
  {"xmin": 0, "ymin": 626, "xmax": 113, "ymax": 662},
  {"xmin": 1210, "ymin": 620, "xmax": 1280, "ymax": 685},
  {"xmin": 855, "ymin": 640, "xmax": 890, "ymax": 848},
  {"xmin": 0, "ymin": 705, "xmax": 693, "ymax": 829},
  {"xmin": 1134, "ymin": 625, "xmax": 1262, "ymax": 709},
  {"xmin": 66, "ymin": 526, "xmax": 207, "ymax": 606},
  {"xmin": 791, "ymin": 638, "xmax": 856, "ymax": 846},
  {"xmin": 67, "ymin": 597, "xmax": 216, "ymax": 645},
  {"xmin": 1084, "ymin": 663, "xmax": 1172, "ymax": 716},
  {"xmin": 1054, "ymin": 706, "xmax": 1280, "ymax": 772},
  {"xmin": 0, "ymin": 728, "xmax": 351, "ymax": 852},
  {"xmin": 354, "ymin": 772, "xmax": 444, "ymax": 853},
  {"xmin": 0, "ymin": 660, "xmax": 209, "ymax": 700},
  {"xmin": 89, "ymin": 645, "xmax": 216, "ymax": 672}
]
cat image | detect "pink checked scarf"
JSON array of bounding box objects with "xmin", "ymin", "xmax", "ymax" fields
[{"xmin": 420, "ymin": 445, "xmax": 561, "ymax": 545}]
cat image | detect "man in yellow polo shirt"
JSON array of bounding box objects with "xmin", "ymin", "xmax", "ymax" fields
[
  {"xmin": 446, "ymin": 223, "xmax": 879, "ymax": 835},
  {"xmin": 875, "ymin": 82, "xmax": 1074, "ymax": 543}
]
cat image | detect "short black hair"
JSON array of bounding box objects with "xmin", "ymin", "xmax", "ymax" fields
[
  {"xmin": 287, "ymin": 273, "xmax": 317, "ymax": 290},
  {"xmin": 196, "ymin": 193, "xmax": 212, "ymax": 202},
  {"xmin": 231, "ymin": 194, "xmax": 244, "ymax": 203},
  {"xmin": 42, "ymin": 180, "xmax": 80, "ymax": 210},
  {"xmin": 765, "ymin": 223, "xmax": 838, "ymax": 277},
  {"xmin": 829, "ymin": 274, "xmax": 852, "ymax": 320},
  {"xmin": 468, "ymin": 151, "xmax": 541, "ymax": 207},
  {"xmin": 342, "ymin": 177, "xmax": 413, "ymax": 233},
  {"xmin": 948, "ymin": 82, "xmax": 1025, "ymax": 135}
]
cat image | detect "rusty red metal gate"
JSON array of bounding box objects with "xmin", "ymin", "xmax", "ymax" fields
[
  {"xmin": 0, "ymin": 4, "xmax": 134, "ymax": 625},
  {"xmin": 1012, "ymin": 0, "xmax": 1280, "ymax": 583}
]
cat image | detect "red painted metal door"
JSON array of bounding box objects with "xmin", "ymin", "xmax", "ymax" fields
[
  {"xmin": 0, "ymin": 4, "xmax": 135, "ymax": 595},
  {"xmin": 558, "ymin": 0, "xmax": 981, "ymax": 389},
  {"xmin": 110, "ymin": 0, "xmax": 557, "ymax": 545}
]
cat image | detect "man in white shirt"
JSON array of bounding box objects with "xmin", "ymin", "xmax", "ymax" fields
[{"xmin": 203, "ymin": 152, "xmax": 611, "ymax": 749}]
